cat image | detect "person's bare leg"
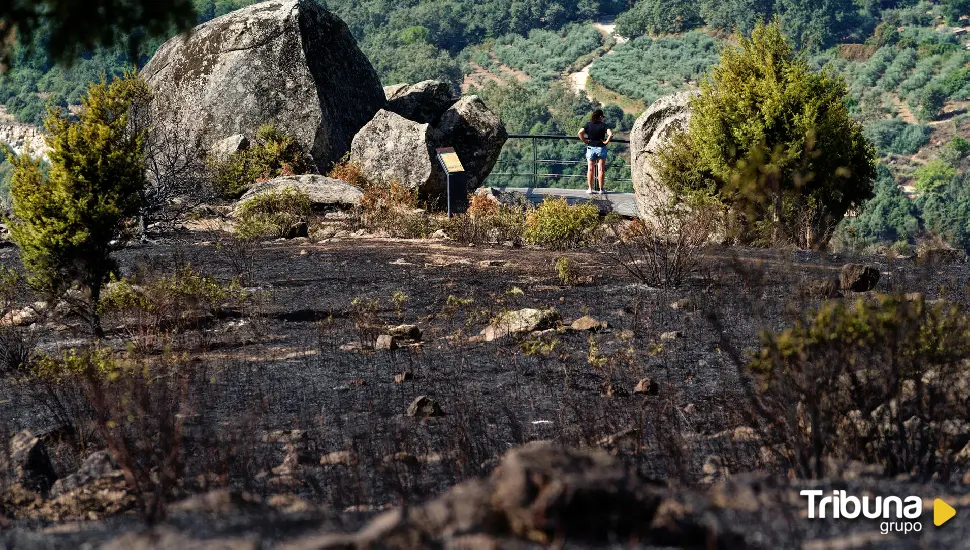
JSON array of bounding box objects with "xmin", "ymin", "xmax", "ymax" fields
[
  {"xmin": 587, "ymin": 160, "xmax": 595, "ymax": 192},
  {"xmin": 597, "ymin": 158, "xmax": 606, "ymax": 192}
]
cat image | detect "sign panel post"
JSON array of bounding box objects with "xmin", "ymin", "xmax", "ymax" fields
[{"xmin": 435, "ymin": 147, "xmax": 469, "ymax": 216}]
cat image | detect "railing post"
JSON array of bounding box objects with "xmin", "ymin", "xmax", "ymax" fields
[{"xmin": 532, "ymin": 136, "xmax": 538, "ymax": 188}]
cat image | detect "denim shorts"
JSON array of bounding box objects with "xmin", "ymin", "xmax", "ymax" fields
[{"xmin": 585, "ymin": 146, "xmax": 608, "ymax": 161}]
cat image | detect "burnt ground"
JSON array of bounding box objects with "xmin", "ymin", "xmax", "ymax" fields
[{"xmin": 2, "ymin": 229, "xmax": 970, "ymax": 548}]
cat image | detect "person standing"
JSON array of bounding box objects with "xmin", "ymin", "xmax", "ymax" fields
[{"xmin": 578, "ymin": 109, "xmax": 613, "ymax": 194}]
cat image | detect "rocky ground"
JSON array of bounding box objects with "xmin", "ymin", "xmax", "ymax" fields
[{"xmin": 1, "ymin": 225, "xmax": 969, "ymax": 548}]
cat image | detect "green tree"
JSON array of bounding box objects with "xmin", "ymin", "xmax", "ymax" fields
[
  {"xmin": 615, "ymin": 0, "xmax": 702, "ymax": 37},
  {"xmin": 775, "ymin": 0, "xmax": 871, "ymax": 50},
  {"xmin": 943, "ymin": 0, "xmax": 970, "ymax": 24},
  {"xmin": 914, "ymin": 85, "xmax": 947, "ymax": 121},
  {"xmin": 699, "ymin": 0, "xmax": 773, "ymax": 34},
  {"xmin": 657, "ymin": 20, "xmax": 876, "ymax": 248},
  {"xmin": 0, "ymin": 0, "xmax": 196, "ymax": 66},
  {"xmin": 912, "ymin": 160, "xmax": 956, "ymax": 193},
  {"xmin": 7, "ymin": 71, "xmax": 149, "ymax": 336}
]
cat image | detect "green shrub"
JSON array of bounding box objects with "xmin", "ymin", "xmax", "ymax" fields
[
  {"xmin": 750, "ymin": 295, "xmax": 970, "ymax": 479},
  {"xmin": 99, "ymin": 266, "xmax": 247, "ymax": 351},
  {"xmin": 210, "ymin": 124, "xmax": 313, "ymax": 199},
  {"xmin": 234, "ymin": 187, "xmax": 312, "ymax": 240},
  {"xmin": 524, "ymin": 197, "xmax": 600, "ymax": 249}
]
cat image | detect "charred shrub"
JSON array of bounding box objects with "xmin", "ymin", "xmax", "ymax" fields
[
  {"xmin": 524, "ymin": 197, "xmax": 600, "ymax": 250},
  {"xmin": 327, "ymin": 155, "xmax": 370, "ymax": 189},
  {"xmin": 0, "ymin": 268, "xmax": 36, "ymax": 375},
  {"xmin": 444, "ymin": 194, "xmax": 527, "ymax": 246},
  {"xmin": 32, "ymin": 347, "xmax": 194, "ymax": 523},
  {"xmin": 750, "ymin": 295, "xmax": 970, "ymax": 480},
  {"xmin": 604, "ymin": 203, "xmax": 714, "ymax": 289},
  {"xmin": 357, "ymin": 180, "xmax": 431, "ymax": 238}
]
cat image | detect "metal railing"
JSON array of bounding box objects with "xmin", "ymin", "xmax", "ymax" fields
[{"xmin": 486, "ymin": 133, "xmax": 633, "ymax": 190}]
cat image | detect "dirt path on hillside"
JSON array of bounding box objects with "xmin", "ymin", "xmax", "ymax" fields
[{"xmin": 566, "ymin": 19, "xmax": 627, "ymax": 99}]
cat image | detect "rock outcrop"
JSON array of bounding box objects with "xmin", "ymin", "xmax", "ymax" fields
[
  {"xmin": 141, "ymin": 0, "xmax": 385, "ymax": 173},
  {"xmin": 0, "ymin": 106, "xmax": 48, "ymax": 158},
  {"xmin": 630, "ymin": 90, "xmax": 699, "ymax": 218},
  {"xmin": 839, "ymin": 263, "xmax": 881, "ymax": 292},
  {"xmin": 431, "ymin": 96, "xmax": 507, "ymax": 191},
  {"xmin": 352, "ymin": 85, "xmax": 507, "ymax": 200},
  {"xmin": 384, "ymin": 80, "xmax": 457, "ymax": 124},
  {"xmin": 349, "ymin": 110, "xmax": 436, "ymax": 194},
  {"xmin": 235, "ymin": 175, "xmax": 363, "ymax": 213},
  {"xmin": 3, "ymin": 431, "xmax": 57, "ymax": 495}
]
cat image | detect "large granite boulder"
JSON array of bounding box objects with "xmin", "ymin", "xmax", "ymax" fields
[
  {"xmin": 431, "ymin": 96, "xmax": 508, "ymax": 191},
  {"xmin": 384, "ymin": 80, "xmax": 457, "ymax": 124},
  {"xmin": 351, "ymin": 94, "xmax": 507, "ymax": 200},
  {"xmin": 630, "ymin": 91, "xmax": 699, "ymax": 217},
  {"xmin": 141, "ymin": 0, "xmax": 385, "ymax": 173},
  {"xmin": 236, "ymin": 175, "xmax": 363, "ymax": 213},
  {"xmin": 350, "ymin": 110, "xmax": 436, "ymax": 194}
]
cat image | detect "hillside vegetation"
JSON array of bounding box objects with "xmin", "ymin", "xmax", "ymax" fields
[{"xmin": 2, "ymin": 0, "xmax": 970, "ymax": 245}]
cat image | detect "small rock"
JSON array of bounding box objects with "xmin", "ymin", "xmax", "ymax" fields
[
  {"xmin": 324, "ymin": 211, "xmax": 351, "ymax": 221},
  {"xmin": 701, "ymin": 455, "xmax": 729, "ymax": 483},
  {"xmin": 670, "ymin": 299, "xmax": 692, "ymax": 310},
  {"xmin": 731, "ymin": 426, "xmax": 760, "ymax": 442},
  {"xmin": 375, "ymin": 334, "xmax": 398, "ymax": 350},
  {"xmin": 0, "ymin": 305, "xmax": 39, "ymax": 327},
  {"xmin": 660, "ymin": 331, "xmax": 683, "ymax": 341},
  {"xmin": 840, "ymin": 263, "xmax": 880, "ymax": 292},
  {"xmin": 339, "ymin": 342, "xmax": 365, "ymax": 352},
  {"xmin": 5, "ymin": 430, "xmax": 57, "ymax": 494},
  {"xmin": 633, "ymin": 377, "xmax": 659, "ymax": 395},
  {"xmin": 406, "ymin": 396, "xmax": 443, "ymax": 418},
  {"xmin": 482, "ymin": 308, "xmax": 560, "ymax": 341},
  {"xmin": 50, "ymin": 450, "xmax": 120, "ymax": 497},
  {"xmin": 478, "ymin": 259, "xmax": 508, "ymax": 268},
  {"xmin": 261, "ymin": 430, "xmax": 308, "ymax": 444},
  {"xmin": 211, "ymin": 134, "xmax": 250, "ymax": 160},
  {"xmin": 387, "ymin": 324, "xmax": 422, "ymax": 341},
  {"xmin": 394, "ymin": 372, "xmax": 414, "ymax": 384},
  {"xmin": 570, "ymin": 316, "xmax": 607, "ymax": 332},
  {"xmin": 320, "ymin": 451, "xmax": 353, "ymax": 466},
  {"xmin": 284, "ymin": 221, "xmax": 310, "ymax": 239},
  {"xmin": 800, "ymin": 278, "xmax": 842, "ymax": 299},
  {"xmin": 311, "ymin": 225, "xmax": 338, "ymax": 242}
]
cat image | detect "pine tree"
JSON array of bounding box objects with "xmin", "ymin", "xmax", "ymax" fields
[
  {"xmin": 7, "ymin": 70, "xmax": 149, "ymax": 336},
  {"xmin": 657, "ymin": 19, "xmax": 876, "ymax": 248}
]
